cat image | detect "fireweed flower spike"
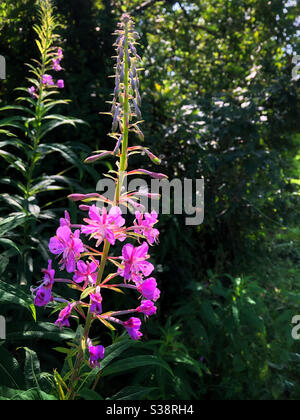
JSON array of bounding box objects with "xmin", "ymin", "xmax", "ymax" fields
[{"xmin": 34, "ymin": 13, "xmax": 165, "ymax": 400}]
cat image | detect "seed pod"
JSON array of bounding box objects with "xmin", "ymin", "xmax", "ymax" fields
[
  {"xmin": 111, "ymin": 100, "xmax": 116, "ymax": 115},
  {"xmin": 112, "ymin": 105, "xmax": 119, "ymax": 132},
  {"xmin": 120, "ymin": 63, "xmax": 124, "ymax": 83},
  {"xmin": 114, "ymin": 77, "xmax": 120, "ymax": 98}
]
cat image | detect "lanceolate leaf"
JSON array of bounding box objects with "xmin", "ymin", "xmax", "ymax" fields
[
  {"xmin": 101, "ymin": 355, "xmax": 173, "ymax": 378},
  {"xmin": 0, "ymin": 280, "xmax": 36, "ymax": 320}
]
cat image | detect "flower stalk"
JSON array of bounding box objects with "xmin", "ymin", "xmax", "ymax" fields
[{"xmin": 33, "ymin": 12, "xmax": 164, "ymax": 401}]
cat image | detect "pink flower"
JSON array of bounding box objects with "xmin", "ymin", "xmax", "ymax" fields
[
  {"xmin": 81, "ymin": 205, "xmax": 125, "ymax": 247},
  {"xmin": 34, "ymin": 287, "xmax": 53, "ymax": 307},
  {"xmin": 32, "ymin": 260, "xmax": 55, "ymax": 307},
  {"xmin": 136, "ymin": 300, "xmax": 157, "ymax": 316},
  {"xmin": 52, "ymin": 59, "xmax": 62, "ymax": 71},
  {"xmin": 134, "ymin": 210, "xmax": 159, "ymax": 244},
  {"xmin": 60, "ymin": 210, "xmax": 71, "ymax": 228},
  {"xmin": 42, "ymin": 74, "xmax": 54, "ymax": 86},
  {"xmin": 55, "ymin": 303, "xmax": 72, "ymax": 328},
  {"xmin": 137, "ymin": 277, "xmax": 160, "ymax": 301},
  {"xmin": 119, "ymin": 242, "xmax": 154, "ymax": 284},
  {"xmin": 73, "ymin": 260, "xmax": 99, "ymax": 286},
  {"xmin": 90, "ymin": 289, "xmax": 103, "ymax": 315},
  {"xmin": 123, "ymin": 317, "xmax": 143, "ymax": 340},
  {"xmin": 28, "ymin": 86, "xmax": 36, "ymax": 98},
  {"xmin": 49, "ymin": 226, "xmax": 84, "ymax": 273},
  {"xmin": 57, "ymin": 47, "xmax": 63, "ymax": 61},
  {"xmin": 57, "ymin": 79, "xmax": 64, "ymax": 89},
  {"xmin": 89, "ymin": 345, "xmax": 105, "ymax": 369}
]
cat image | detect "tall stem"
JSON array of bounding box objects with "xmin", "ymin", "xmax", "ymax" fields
[{"xmin": 67, "ymin": 16, "xmax": 131, "ymax": 400}]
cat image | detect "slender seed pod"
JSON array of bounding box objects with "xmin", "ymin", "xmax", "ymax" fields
[
  {"xmin": 120, "ymin": 63, "xmax": 124, "ymax": 83},
  {"xmin": 112, "ymin": 105, "xmax": 119, "ymax": 132}
]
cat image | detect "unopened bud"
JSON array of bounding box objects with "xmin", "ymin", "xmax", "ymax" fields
[
  {"xmin": 113, "ymin": 135, "xmax": 122, "ymax": 155},
  {"xmin": 145, "ymin": 149, "xmax": 161, "ymax": 165},
  {"xmin": 112, "ymin": 105, "xmax": 120, "ymax": 132}
]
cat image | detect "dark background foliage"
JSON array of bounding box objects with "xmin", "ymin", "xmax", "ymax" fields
[{"xmin": 0, "ymin": 0, "xmax": 300, "ymax": 400}]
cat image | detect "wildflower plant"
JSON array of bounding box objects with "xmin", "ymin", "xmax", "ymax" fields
[
  {"xmin": 32, "ymin": 12, "xmax": 166, "ymax": 400},
  {"xmin": 0, "ymin": 0, "xmax": 86, "ymax": 284}
]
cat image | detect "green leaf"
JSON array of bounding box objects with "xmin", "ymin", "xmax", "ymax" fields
[
  {"xmin": 78, "ymin": 388, "xmax": 103, "ymax": 401},
  {"xmin": 0, "ymin": 238, "xmax": 21, "ymax": 254},
  {"xmin": 0, "ymin": 386, "xmax": 57, "ymax": 400},
  {"xmin": 0, "ymin": 280, "xmax": 36, "ymax": 320},
  {"xmin": 6, "ymin": 322, "xmax": 75, "ymax": 342},
  {"xmin": 22, "ymin": 347, "xmax": 41, "ymax": 389},
  {"xmin": 39, "ymin": 116, "xmax": 86, "ymax": 139},
  {"xmin": 102, "ymin": 355, "xmax": 173, "ymax": 377},
  {"xmin": 108, "ymin": 386, "xmax": 157, "ymax": 400},
  {"xmin": 0, "ymin": 214, "xmax": 28, "ymax": 237},
  {"xmin": 0, "ymin": 347, "xmax": 25, "ymax": 389}
]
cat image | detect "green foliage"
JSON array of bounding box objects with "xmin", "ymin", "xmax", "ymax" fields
[{"xmin": 0, "ymin": 0, "xmax": 91, "ymax": 285}]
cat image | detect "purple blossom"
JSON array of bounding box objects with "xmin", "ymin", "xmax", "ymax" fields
[
  {"xmin": 42, "ymin": 74, "xmax": 55, "ymax": 86},
  {"xmin": 136, "ymin": 300, "xmax": 157, "ymax": 316},
  {"xmin": 89, "ymin": 345, "xmax": 105, "ymax": 369},
  {"xmin": 57, "ymin": 79, "xmax": 64, "ymax": 89},
  {"xmin": 55, "ymin": 303, "xmax": 72, "ymax": 328},
  {"xmin": 81, "ymin": 205, "xmax": 125, "ymax": 247},
  {"xmin": 52, "ymin": 59, "xmax": 62, "ymax": 71},
  {"xmin": 42, "ymin": 259, "xmax": 56, "ymax": 287},
  {"xmin": 49, "ymin": 226, "xmax": 84, "ymax": 273},
  {"xmin": 123, "ymin": 317, "xmax": 143, "ymax": 340},
  {"xmin": 60, "ymin": 210, "xmax": 71, "ymax": 228},
  {"xmin": 137, "ymin": 277, "xmax": 160, "ymax": 302},
  {"xmin": 34, "ymin": 286, "xmax": 53, "ymax": 307},
  {"xmin": 73, "ymin": 260, "xmax": 99, "ymax": 286},
  {"xmin": 32, "ymin": 260, "xmax": 55, "ymax": 307},
  {"xmin": 119, "ymin": 242, "xmax": 154, "ymax": 284},
  {"xmin": 28, "ymin": 86, "xmax": 36, "ymax": 98},
  {"xmin": 90, "ymin": 289, "xmax": 103, "ymax": 315},
  {"xmin": 57, "ymin": 47, "xmax": 63, "ymax": 61},
  {"xmin": 134, "ymin": 210, "xmax": 159, "ymax": 244}
]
